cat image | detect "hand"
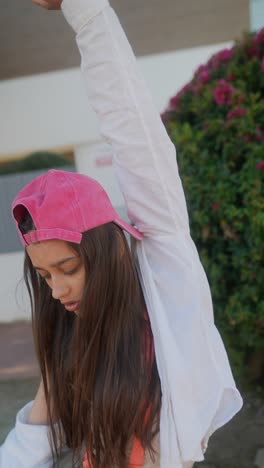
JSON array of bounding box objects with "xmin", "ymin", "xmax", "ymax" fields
[
  {"xmin": 32, "ymin": 0, "xmax": 63, "ymax": 10},
  {"xmin": 27, "ymin": 378, "xmax": 49, "ymax": 425}
]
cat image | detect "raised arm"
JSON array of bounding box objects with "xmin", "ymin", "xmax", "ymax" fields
[{"xmin": 59, "ymin": 0, "xmax": 190, "ymax": 237}]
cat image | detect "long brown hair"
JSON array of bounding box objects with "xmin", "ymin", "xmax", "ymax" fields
[{"xmin": 21, "ymin": 215, "xmax": 161, "ymax": 467}]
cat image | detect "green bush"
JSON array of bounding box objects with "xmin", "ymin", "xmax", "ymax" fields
[
  {"xmin": 162, "ymin": 29, "xmax": 264, "ymax": 384},
  {"xmin": 0, "ymin": 151, "xmax": 73, "ymax": 176}
]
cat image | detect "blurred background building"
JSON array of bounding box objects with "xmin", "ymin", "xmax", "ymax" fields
[{"xmin": 0, "ymin": 0, "xmax": 263, "ymax": 321}]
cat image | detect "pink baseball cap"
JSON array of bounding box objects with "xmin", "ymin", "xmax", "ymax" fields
[{"xmin": 12, "ymin": 169, "xmax": 143, "ymax": 247}]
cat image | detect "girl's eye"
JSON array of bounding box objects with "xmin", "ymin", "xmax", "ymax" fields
[
  {"xmin": 64, "ymin": 266, "xmax": 79, "ymax": 276},
  {"xmin": 38, "ymin": 265, "xmax": 80, "ymax": 280}
]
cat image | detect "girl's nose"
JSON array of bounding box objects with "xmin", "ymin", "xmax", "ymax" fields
[{"xmin": 51, "ymin": 279, "xmax": 69, "ymax": 301}]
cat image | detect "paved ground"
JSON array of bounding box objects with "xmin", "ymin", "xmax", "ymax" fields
[
  {"xmin": 0, "ymin": 321, "xmax": 39, "ymax": 381},
  {"xmin": 0, "ymin": 378, "xmax": 38, "ymax": 445},
  {"xmin": 0, "ymin": 321, "xmax": 39, "ymax": 444}
]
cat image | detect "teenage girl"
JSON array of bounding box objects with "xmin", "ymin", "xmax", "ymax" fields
[{"xmin": 0, "ymin": 0, "xmax": 243, "ymax": 467}]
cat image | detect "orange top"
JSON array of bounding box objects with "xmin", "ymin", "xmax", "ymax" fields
[{"xmin": 83, "ymin": 437, "xmax": 145, "ymax": 468}]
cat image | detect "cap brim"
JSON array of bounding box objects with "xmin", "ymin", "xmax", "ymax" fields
[{"xmin": 114, "ymin": 217, "xmax": 143, "ymax": 240}]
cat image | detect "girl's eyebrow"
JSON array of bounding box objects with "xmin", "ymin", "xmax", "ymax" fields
[{"xmin": 34, "ymin": 256, "xmax": 79, "ymax": 270}]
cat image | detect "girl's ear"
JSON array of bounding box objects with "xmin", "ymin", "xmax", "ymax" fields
[
  {"xmin": 130, "ymin": 235, "xmax": 137, "ymax": 263},
  {"xmin": 115, "ymin": 228, "xmax": 126, "ymax": 257}
]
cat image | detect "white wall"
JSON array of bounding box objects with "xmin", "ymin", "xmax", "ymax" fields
[
  {"xmin": 0, "ymin": 41, "xmax": 233, "ymax": 322},
  {"xmin": 0, "ymin": 251, "xmax": 31, "ymax": 322},
  {"xmin": 0, "ymin": 41, "xmax": 232, "ymax": 157}
]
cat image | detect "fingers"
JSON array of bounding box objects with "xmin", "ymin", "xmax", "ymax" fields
[
  {"xmin": 32, "ymin": 0, "xmax": 50, "ymax": 8},
  {"xmin": 32, "ymin": 0, "xmax": 61, "ymax": 10}
]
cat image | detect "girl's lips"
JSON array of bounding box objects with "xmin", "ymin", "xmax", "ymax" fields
[{"xmin": 63, "ymin": 301, "xmax": 80, "ymax": 312}]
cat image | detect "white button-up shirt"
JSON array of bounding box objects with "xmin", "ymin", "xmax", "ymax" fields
[{"xmin": 0, "ymin": 1, "xmax": 243, "ymax": 467}]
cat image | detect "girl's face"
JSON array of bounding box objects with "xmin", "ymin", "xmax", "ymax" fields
[{"xmin": 26, "ymin": 239, "xmax": 85, "ymax": 314}]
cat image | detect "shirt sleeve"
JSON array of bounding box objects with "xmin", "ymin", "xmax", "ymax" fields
[
  {"xmin": 0, "ymin": 401, "xmax": 53, "ymax": 467},
  {"xmin": 0, "ymin": 401, "xmax": 70, "ymax": 468},
  {"xmin": 61, "ymin": 0, "xmax": 190, "ymax": 237}
]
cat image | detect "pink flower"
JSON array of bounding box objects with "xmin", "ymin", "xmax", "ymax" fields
[
  {"xmin": 242, "ymin": 132, "xmax": 254, "ymax": 144},
  {"xmin": 227, "ymin": 73, "xmax": 235, "ymax": 81},
  {"xmin": 200, "ymin": 70, "xmax": 211, "ymax": 83},
  {"xmin": 169, "ymin": 83, "xmax": 193, "ymax": 109},
  {"xmin": 218, "ymin": 48, "xmax": 234, "ymax": 61},
  {"xmin": 211, "ymin": 56, "xmax": 219, "ymax": 71},
  {"xmin": 227, "ymin": 107, "xmax": 247, "ymax": 120},
  {"xmin": 209, "ymin": 48, "xmax": 234, "ymax": 71},
  {"xmin": 195, "ymin": 65, "xmax": 211, "ymax": 84},
  {"xmin": 256, "ymin": 127, "xmax": 264, "ymax": 142},
  {"xmin": 255, "ymin": 28, "xmax": 264, "ymax": 45},
  {"xmin": 195, "ymin": 65, "xmax": 207, "ymax": 75},
  {"xmin": 245, "ymin": 42, "xmax": 259, "ymax": 57},
  {"xmin": 212, "ymin": 203, "xmax": 219, "ymax": 211},
  {"xmin": 181, "ymin": 83, "xmax": 193, "ymax": 94},
  {"xmin": 169, "ymin": 95, "xmax": 180, "ymax": 108},
  {"xmin": 256, "ymin": 161, "xmax": 264, "ymax": 170},
  {"xmin": 214, "ymin": 79, "xmax": 235, "ymax": 106}
]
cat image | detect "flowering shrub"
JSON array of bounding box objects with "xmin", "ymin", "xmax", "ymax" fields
[{"xmin": 162, "ymin": 29, "xmax": 264, "ymax": 383}]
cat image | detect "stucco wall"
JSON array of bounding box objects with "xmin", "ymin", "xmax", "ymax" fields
[{"xmin": 0, "ymin": 251, "xmax": 30, "ymax": 322}]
